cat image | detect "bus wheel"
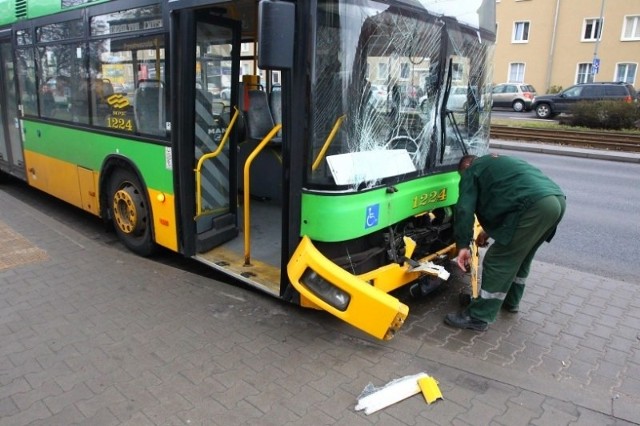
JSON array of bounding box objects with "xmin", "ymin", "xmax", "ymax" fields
[{"xmin": 108, "ymin": 169, "xmax": 156, "ymax": 256}]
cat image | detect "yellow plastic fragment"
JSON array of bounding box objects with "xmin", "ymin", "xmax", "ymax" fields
[{"xmin": 418, "ymin": 376, "xmax": 443, "ymax": 405}]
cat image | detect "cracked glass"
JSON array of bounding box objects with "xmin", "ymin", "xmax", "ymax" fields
[{"xmin": 308, "ymin": 0, "xmax": 495, "ymax": 190}]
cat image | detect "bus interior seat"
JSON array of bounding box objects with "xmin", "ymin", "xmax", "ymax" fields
[
  {"xmin": 246, "ymin": 89, "xmax": 282, "ymax": 145},
  {"xmin": 269, "ymin": 89, "xmax": 282, "ymax": 137},
  {"xmin": 237, "ymin": 89, "xmax": 282, "ymax": 202},
  {"xmin": 100, "ymin": 79, "xmax": 114, "ymax": 98},
  {"xmin": 134, "ymin": 83, "xmax": 166, "ymax": 136}
]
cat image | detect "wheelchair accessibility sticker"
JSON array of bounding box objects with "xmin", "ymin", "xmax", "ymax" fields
[{"xmin": 365, "ymin": 204, "xmax": 379, "ymax": 229}]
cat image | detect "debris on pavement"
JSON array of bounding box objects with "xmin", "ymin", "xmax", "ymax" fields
[{"xmin": 355, "ymin": 372, "xmax": 443, "ymax": 415}]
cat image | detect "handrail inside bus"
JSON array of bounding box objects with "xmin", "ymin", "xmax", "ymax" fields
[
  {"xmin": 243, "ymin": 123, "xmax": 283, "ymax": 266},
  {"xmin": 195, "ymin": 106, "xmax": 240, "ymax": 216},
  {"xmin": 311, "ymin": 114, "xmax": 346, "ymax": 171}
]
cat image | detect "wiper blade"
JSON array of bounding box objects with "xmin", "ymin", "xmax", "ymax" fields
[{"xmin": 439, "ymin": 59, "xmax": 468, "ymax": 161}]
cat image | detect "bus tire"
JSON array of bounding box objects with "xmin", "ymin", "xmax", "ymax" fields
[{"xmin": 108, "ymin": 168, "xmax": 156, "ymax": 256}]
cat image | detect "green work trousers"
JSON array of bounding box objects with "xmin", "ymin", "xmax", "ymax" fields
[{"xmin": 469, "ymin": 195, "xmax": 566, "ymax": 323}]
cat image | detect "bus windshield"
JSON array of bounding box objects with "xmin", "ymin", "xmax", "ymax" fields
[{"xmin": 308, "ymin": 0, "xmax": 494, "ymax": 190}]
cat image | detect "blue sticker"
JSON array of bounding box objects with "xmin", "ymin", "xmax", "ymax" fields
[{"xmin": 365, "ymin": 204, "xmax": 379, "ymax": 229}]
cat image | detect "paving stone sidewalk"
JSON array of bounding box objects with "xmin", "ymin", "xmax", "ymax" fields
[{"xmin": 0, "ymin": 187, "xmax": 638, "ymax": 425}]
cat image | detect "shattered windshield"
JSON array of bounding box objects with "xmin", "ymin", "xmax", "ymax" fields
[{"xmin": 307, "ymin": 0, "xmax": 494, "ymax": 190}]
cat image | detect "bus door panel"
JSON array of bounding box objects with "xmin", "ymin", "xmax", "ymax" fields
[
  {"xmin": 0, "ymin": 39, "xmax": 25, "ymax": 178},
  {"xmin": 192, "ymin": 15, "xmax": 241, "ymax": 252}
]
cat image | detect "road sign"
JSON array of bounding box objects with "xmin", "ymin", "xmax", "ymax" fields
[{"xmin": 592, "ymin": 58, "xmax": 600, "ymax": 74}]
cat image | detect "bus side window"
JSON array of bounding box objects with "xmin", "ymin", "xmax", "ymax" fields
[
  {"xmin": 40, "ymin": 83, "xmax": 55, "ymax": 117},
  {"xmin": 16, "ymin": 46, "xmax": 38, "ymax": 116},
  {"xmin": 70, "ymin": 79, "xmax": 90, "ymax": 124},
  {"xmin": 49, "ymin": 76, "xmax": 73, "ymax": 121}
]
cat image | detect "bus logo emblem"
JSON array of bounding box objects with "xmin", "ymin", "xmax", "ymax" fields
[
  {"xmin": 365, "ymin": 204, "xmax": 379, "ymax": 229},
  {"xmin": 107, "ymin": 94, "xmax": 130, "ymax": 109}
]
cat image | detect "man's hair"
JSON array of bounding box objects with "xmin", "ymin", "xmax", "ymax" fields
[{"xmin": 458, "ymin": 154, "xmax": 477, "ymax": 172}]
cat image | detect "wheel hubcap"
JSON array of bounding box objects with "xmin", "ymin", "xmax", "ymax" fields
[{"xmin": 113, "ymin": 185, "xmax": 145, "ymax": 235}]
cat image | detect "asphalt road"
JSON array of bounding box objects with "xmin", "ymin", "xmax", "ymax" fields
[{"xmin": 492, "ymin": 147, "xmax": 640, "ymax": 284}]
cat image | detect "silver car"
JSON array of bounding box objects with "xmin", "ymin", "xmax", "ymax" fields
[{"xmin": 491, "ymin": 83, "xmax": 537, "ymax": 112}]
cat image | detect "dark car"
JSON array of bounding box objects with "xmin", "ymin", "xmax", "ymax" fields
[{"xmin": 532, "ymin": 82, "xmax": 638, "ymax": 119}]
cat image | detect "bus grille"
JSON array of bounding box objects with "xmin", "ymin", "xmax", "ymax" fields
[{"xmin": 15, "ymin": 0, "xmax": 27, "ymax": 19}]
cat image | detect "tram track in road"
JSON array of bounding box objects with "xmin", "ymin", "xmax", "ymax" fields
[{"xmin": 490, "ymin": 124, "xmax": 640, "ymax": 152}]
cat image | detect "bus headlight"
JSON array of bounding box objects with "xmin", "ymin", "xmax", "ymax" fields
[{"xmin": 301, "ymin": 269, "xmax": 351, "ymax": 311}]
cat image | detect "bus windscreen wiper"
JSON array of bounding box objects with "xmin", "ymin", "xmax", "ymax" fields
[{"xmin": 439, "ymin": 58, "xmax": 468, "ymax": 162}]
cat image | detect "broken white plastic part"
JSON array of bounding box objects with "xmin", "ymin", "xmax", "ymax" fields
[
  {"xmin": 355, "ymin": 372, "xmax": 429, "ymax": 415},
  {"xmin": 408, "ymin": 261, "xmax": 451, "ymax": 281}
]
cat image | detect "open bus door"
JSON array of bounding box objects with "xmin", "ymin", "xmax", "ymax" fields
[
  {"xmin": 171, "ymin": 7, "xmax": 242, "ymax": 256},
  {"xmin": 0, "ymin": 33, "xmax": 25, "ymax": 179},
  {"xmin": 190, "ymin": 16, "xmax": 241, "ymax": 253},
  {"xmin": 171, "ymin": 5, "xmax": 285, "ymax": 298}
]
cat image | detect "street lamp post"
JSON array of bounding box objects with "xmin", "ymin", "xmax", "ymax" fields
[{"xmin": 591, "ymin": 0, "xmax": 606, "ymax": 82}]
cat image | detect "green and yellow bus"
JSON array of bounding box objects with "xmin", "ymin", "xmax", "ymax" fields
[{"xmin": 0, "ymin": 0, "xmax": 495, "ymax": 340}]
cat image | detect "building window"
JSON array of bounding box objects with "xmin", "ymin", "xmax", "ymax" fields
[
  {"xmin": 452, "ymin": 63, "xmax": 464, "ymax": 82},
  {"xmin": 622, "ymin": 15, "xmax": 640, "ymax": 40},
  {"xmin": 508, "ymin": 63, "xmax": 525, "ymax": 83},
  {"xmin": 378, "ymin": 63, "xmax": 388, "ymax": 80},
  {"xmin": 616, "ymin": 63, "xmax": 637, "ymax": 85},
  {"xmin": 400, "ymin": 63, "xmax": 410, "ymax": 79},
  {"xmin": 512, "ymin": 21, "xmax": 529, "ymax": 43},
  {"xmin": 577, "ymin": 63, "xmax": 593, "ymax": 84},
  {"xmin": 582, "ymin": 18, "xmax": 602, "ymax": 41}
]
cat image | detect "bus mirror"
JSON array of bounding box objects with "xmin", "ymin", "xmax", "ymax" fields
[{"xmin": 258, "ymin": 0, "xmax": 295, "ymax": 70}]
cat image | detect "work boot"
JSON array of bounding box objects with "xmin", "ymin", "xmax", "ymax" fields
[
  {"xmin": 444, "ymin": 310, "xmax": 488, "ymax": 331},
  {"xmin": 501, "ymin": 303, "xmax": 519, "ymax": 313}
]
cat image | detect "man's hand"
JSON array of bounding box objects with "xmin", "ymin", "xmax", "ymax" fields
[
  {"xmin": 475, "ymin": 231, "xmax": 490, "ymax": 247},
  {"xmin": 457, "ymin": 248, "xmax": 471, "ymax": 272}
]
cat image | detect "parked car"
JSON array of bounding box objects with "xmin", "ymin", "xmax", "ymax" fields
[
  {"xmin": 419, "ymin": 85, "xmax": 488, "ymax": 112},
  {"xmin": 491, "ymin": 83, "xmax": 536, "ymax": 112},
  {"xmin": 220, "ymin": 87, "xmax": 231, "ymax": 100},
  {"xmin": 531, "ymin": 82, "xmax": 638, "ymax": 119},
  {"xmin": 446, "ymin": 85, "xmax": 469, "ymax": 110},
  {"xmin": 367, "ymin": 84, "xmax": 388, "ymax": 109}
]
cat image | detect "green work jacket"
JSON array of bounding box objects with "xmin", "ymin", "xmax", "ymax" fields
[{"xmin": 454, "ymin": 155, "xmax": 565, "ymax": 249}]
